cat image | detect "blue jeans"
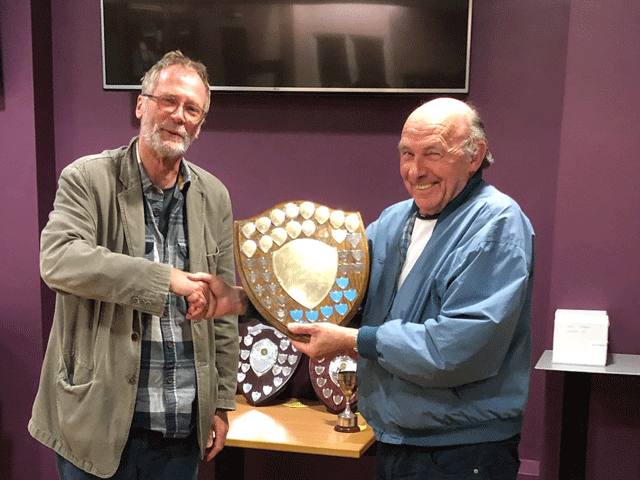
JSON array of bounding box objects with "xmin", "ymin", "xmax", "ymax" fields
[
  {"xmin": 375, "ymin": 434, "xmax": 521, "ymax": 480},
  {"xmin": 56, "ymin": 428, "xmax": 200, "ymax": 480}
]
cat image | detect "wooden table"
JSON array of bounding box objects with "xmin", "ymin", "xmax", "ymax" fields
[
  {"xmin": 209, "ymin": 395, "xmax": 377, "ymax": 479},
  {"xmin": 226, "ymin": 395, "xmax": 375, "ymax": 457}
]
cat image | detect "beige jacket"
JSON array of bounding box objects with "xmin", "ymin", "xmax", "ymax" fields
[{"xmin": 28, "ymin": 138, "xmax": 238, "ymax": 477}]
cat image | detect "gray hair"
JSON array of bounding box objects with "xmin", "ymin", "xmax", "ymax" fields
[
  {"xmin": 461, "ymin": 105, "xmax": 494, "ymax": 169},
  {"xmin": 140, "ymin": 50, "xmax": 211, "ymax": 118}
]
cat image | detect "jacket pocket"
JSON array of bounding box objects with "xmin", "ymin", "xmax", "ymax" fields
[{"xmin": 55, "ymin": 356, "xmax": 96, "ymax": 457}]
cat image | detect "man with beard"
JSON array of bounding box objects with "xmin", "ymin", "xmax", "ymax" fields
[{"xmin": 29, "ymin": 51, "xmax": 239, "ymax": 480}]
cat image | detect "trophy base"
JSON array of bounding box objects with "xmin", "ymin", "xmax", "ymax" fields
[
  {"xmin": 334, "ymin": 413, "xmax": 359, "ymax": 433},
  {"xmin": 334, "ymin": 424, "xmax": 360, "ymax": 433}
]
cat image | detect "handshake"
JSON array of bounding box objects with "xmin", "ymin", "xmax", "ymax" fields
[
  {"xmin": 169, "ymin": 269, "xmax": 248, "ymax": 321},
  {"xmin": 169, "ymin": 268, "xmax": 358, "ymax": 360}
]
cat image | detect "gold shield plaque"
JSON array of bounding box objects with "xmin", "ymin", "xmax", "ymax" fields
[{"xmin": 234, "ymin": 201, "xmax": 370, "ymax": 341}]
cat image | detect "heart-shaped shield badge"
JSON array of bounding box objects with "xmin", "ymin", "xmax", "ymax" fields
[{"xmin": 234, "ymin": 201, "xmax": 369, "ymax": 341}]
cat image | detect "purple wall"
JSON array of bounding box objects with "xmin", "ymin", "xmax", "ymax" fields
[
  {"xmin": 469, "ymin": 2, "xmax": 570, "ymax": 471},
  {"xmin": 0, "ymin": 1, "xmax": 56, "ymax": 479},
  {"xmin": 550, "ymin": 1, "xmax": 640, "ymax": 479},
  {"xmin": 2, "ymin": 0, "xmax": 639, "ymax": 478},
  {"xmin": 553, "ymin": 0, "xmax": 640, "ymax": 351}
]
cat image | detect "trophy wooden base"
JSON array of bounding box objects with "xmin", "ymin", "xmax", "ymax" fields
[{"xmin": 334, "ymin": 424, "xmax": 360, "ymax": 433}]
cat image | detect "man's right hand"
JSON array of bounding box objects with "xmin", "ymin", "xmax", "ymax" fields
[
  {"xmin": 169, "ymin": 268, "xmax": 210, "ymax": 320},
  {"xmin": 187, "ymin": 272, "xmax": 249, "ymax": 319},
  {"xmin": 170, "ymin": 268, "xmax": 204, "ymax": 296}
]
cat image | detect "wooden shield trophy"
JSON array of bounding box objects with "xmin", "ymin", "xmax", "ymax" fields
[
  {"xmin": 237, "ymin": 319, "xmax": 303, "ymax": 406},
  {"xmin": 234, "ymin": 201, "xmax": 369, "ymax": 342},
  {"xmin": 309, "ymin": 350, "xmax": 358, "ymax": 414}
]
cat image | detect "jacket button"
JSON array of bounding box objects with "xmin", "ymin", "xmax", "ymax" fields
[
  {"xmin": 128, "ymin": 376, "xmax": 136, "ymax": 385},
  {"xmin": 131, "ymin": 332, "xmax": 140, "ymax": 342}
]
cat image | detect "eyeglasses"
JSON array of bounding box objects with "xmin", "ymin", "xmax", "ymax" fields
[{"xmin": 142, "ymin": 94, "xmax": 206, "ymax": 123}]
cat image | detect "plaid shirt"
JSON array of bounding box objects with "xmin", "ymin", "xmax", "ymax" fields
[
  {"xmin": 399, "ymin": 210, "xmax": 418, "ymax": 272},
  {"xmin": 132, "ymin": 151, "xmax": 196, "ymax": 438}
]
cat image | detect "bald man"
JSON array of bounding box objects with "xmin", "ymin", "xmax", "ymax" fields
[
  {"xmin": 193, "ymin": 98, "xmax": 535, "ymax": 479},
  {"xmin": 289, "ymin": 98, "xmax": 535, "ymax": 480}
]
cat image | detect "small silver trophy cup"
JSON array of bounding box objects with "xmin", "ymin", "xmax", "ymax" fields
[{"xmin": 334, "ymin": 369, "xmax": 359, "ymax": 433}]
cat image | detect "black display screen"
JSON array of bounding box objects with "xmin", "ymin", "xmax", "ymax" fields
[{"xmin": 101, "ymin": 0, "xmax": 472, "ymax": 93}]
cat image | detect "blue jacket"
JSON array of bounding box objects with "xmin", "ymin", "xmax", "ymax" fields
[{"xmin": 357, "ymin": 171, "xmax": 535, "ymax": 447}]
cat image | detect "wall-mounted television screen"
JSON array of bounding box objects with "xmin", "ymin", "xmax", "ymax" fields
[{"xmin": 101, "ymin": 0, "xmax": 472, "ymax": 94}]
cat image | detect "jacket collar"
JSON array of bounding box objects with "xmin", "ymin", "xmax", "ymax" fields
[
  {"xmin": 118, "ymin": 137, "xmax": 142, "ymax": 190},
  {"xmin": 410, "ymin": 169, "xmax": 484, "ymax": 224}
]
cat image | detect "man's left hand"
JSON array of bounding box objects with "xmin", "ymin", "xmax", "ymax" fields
[
  {"xmin": 288, "ymin": 322, "xmax": 358, "ymax": 360},
  {"xmin": 204, "ymin": 409, "xmax": 230, "ymax": 461}
]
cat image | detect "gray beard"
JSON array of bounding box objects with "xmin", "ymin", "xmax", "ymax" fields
[{"xmin": 141, "ymin": 118, "xmax": 194, "ymax": 160}]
